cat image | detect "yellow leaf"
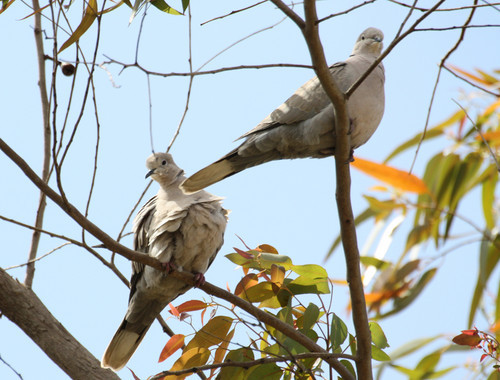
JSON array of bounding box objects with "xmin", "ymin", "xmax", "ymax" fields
[
  {"xmin": 158, "ymin": 334, "xmax": 185, "ymax": 363},
  {"xmin": 210, "ymin": 329, "xmax": 235, "ymax": 378},
  {"xmin": 476, "ymin": 131, "xmax": 500, "ymax": 145},
  {"xmin": 59, "ymin": 0, "xmax": 98, "ymax": 53},
  {"xmin": 184, "ymin": 316, "xmax": 233, "ymax": 351},
  {"xmin": 448, "ymin": 65, "xmax": 491, "ymax": 87},
  {"xmin": 351, "ymin": 157, "xmax": 429, "ymax": 194},
  {"xmin": 482, "ymin": 98, "xmax": 500, "ymax": 117},
  {"xmin": 270, "ymin": 264, "xmax": 285, "ymax": 286},
  {"xmin": 164, "ymin": 347, "xmax": 210, "ymax": 380}
]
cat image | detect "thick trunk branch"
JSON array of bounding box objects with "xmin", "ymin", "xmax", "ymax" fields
[{"xmin": 0, "ymin": 268, "xmax": 119, "ymax": 380}]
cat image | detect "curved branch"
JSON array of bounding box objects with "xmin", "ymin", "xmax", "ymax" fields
[{"xmin": 0, "ymin": 137, "xmax": 353, "ymax": 379}]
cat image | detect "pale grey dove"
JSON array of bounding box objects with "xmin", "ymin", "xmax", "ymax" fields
[
  {"xmin": 181, "ymin": 27, "xmax": 385, "ymax": 193},
  {"xmin": 101, "ymin": 153, "xmax": 228, "ymax": 371}
]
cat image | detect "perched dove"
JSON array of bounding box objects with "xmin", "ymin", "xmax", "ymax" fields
[
  {"xmin": 181, "ymin": 27, "xmax": 385, "ymax": 193},
  {"xmin": 101, "ymin": 153, "xmax": 228, "ymax": 371}
]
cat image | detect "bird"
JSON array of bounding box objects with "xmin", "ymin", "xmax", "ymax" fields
[
  {"xmin": 181, "ymin": 27, "xmax": 385, "ymax": 194},
  {"xmin": 101, "ymin": 152, "xmax": 228, "ymax": 371}
]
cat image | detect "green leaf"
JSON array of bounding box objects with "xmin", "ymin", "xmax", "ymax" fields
[
  {"xmin": 468, "ymin": 236, "xmax": 500, "ymax": 326},
  {"xmin": 303, "ymin": 303, "xmax": 320, "ymax": 330},
  {"xmin": 282, "ymin": 329, "xmax": 318, "ymax": 355},
  {"xmin": 371, "ymin": 344, "xmax": 391, "ymax": 361},
  {"xmin": 389, "ymin": 335, "xmax": 442, "ymax": 360},
  {"xmin": 150, "ymin": 0, "xmax": 182, "ymax": 15},
  {"xmin": 59, "ymin": 0, "xmax": 98, "ymax": 53},
  {"xmin": 225, "ymin": 251, "xmax": 294, "ymax": 271},
  {"xmin": 217, "ymin": 348, "xmax": 254, "ymax": 380},
  {"xmin": 246, "ymin": 362, "xmax": 282, "ymax": 380},
  {"xmin": 394, "ymin": 260, "xmax": 420, "ymax": 283},
  {"xmin": 482, "ymin": 165, "xmax": 498, "ymax": 229},
  {"xmin": 360, "ymin": 256, "xmax": 391, "ymax": 270},
  {"xmin": 330, "ymin": 313, "xmax": 348, "ymax": 349},
  {"xmin": 340, "ymin": 359, "xmax": 356, "ymax": 377},
  {"xmin": 384, "ymin": 110, "xmax": 464, "ymax": 162},
  {"xmin": 287, "ymin": 275, "xmax": 330, "ymax": 295},
  {"xmin": 381, "ymin": 268, "xmax": 437, "ymax": 318},
  {"xmin": 181, "ymin": 0, "xmax": 189, "ymax": 11},
  {"xmin": 415, "ymin": 352, "xmax": 440, "ymax": 373},
  {"xmin": 370, "ymin": 322, "xmax": 389, "ymax": 349},
  {"xmin": 291, "ymin": 264, "xmax": 328, "ymax": 278}
]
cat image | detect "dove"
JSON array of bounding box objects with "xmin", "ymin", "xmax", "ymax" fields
[
  {"xmin": 181, "ymin": 27, "xmax": 385, "ymax": 193},
  {"xmin": 101, "ymin": 153, "xmax": 228, "ymax": 371}
]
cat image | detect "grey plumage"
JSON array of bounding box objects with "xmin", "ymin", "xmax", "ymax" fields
[
  {"xmin": 101, "ymin": 153, "xmax": 228, "ymax": 371},
  {"xmin": 181, "ymin": 27, "xmax": 385, "ymax": 193}
]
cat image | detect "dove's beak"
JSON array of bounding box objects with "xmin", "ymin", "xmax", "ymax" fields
[{"xmin": 145, "ymin": 169, "xmax": 155, "ymax": 179}]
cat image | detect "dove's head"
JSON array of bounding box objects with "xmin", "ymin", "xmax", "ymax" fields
[
  {"xmin": 145, "ymin": 153, "xmax": 184, "ymax": 186},
  {"xmin": 352, "ymin": 27, "xmax": 384, "ymax": 57}
]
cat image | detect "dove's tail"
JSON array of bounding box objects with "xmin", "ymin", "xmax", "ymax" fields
[
  {"xmin": 101, "ymin": 320, "xmax": 150, "ymax": 371},
  {"xmin": 181, "ymin": 148, "xmax": 277, "ymax": 193}
]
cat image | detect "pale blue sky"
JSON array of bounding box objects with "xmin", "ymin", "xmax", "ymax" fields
[{"xmin": 1, "ymin": 1, "xmax": 499, "ymax": 379}]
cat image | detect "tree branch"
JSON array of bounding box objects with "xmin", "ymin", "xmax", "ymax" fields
[
  {"xmin": 301, "ymin": 1, "xmax": 372, "ymax": 378},
  {"xmin": 0, "ymin": 268, "xmax": 120, "ymax": 380},
  {"xmin": 0, "ymin": 137, "xmax": 353, "ymax": 379}
]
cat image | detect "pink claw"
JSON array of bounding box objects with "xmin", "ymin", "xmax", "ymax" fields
[
  {"xmin": 161, "ymin": 261, "xmax": 177, "ymax": 273},
  {"xmin": 193, "ymin": 273, "xmax": 206, "ymax": 287}
]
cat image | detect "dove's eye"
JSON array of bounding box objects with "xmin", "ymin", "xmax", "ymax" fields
[
  {"xmin": 361, "ymin": 35, "xmax": 365, "ymax": 40},
  {"xmin": 162, "ymin": 160, "xmax": 167, "ymax": 165}
]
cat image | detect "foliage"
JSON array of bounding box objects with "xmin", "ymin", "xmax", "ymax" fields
[
  {"xmin": 327, "ymin": 68, "xmax": 500, "ymax": 378},
  {"xmin": 152, "ymin": 244, "xmax": 389, "ymax": 379}
]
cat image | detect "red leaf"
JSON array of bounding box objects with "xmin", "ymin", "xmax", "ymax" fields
[
  {"xmin": 158, "ymin": 334, "xmax": 185, "ymax": 363},
  {"xmin": 481, "ymin": 353, "xmax": 489, "ymax": 362},
  {"xmin": 452, "ymin": 332, "xmax": 482, "ymax": 347},
  {"xmin": 233, "ymin": 247, "xmax": 253, "ymax": 259},
  {"xmin": 128, "ymin": 368, "xmax": 141, "ymax": 380}
]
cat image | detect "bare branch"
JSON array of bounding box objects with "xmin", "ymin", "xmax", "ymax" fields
[
  {"xmin": 25, "ymin": 0, "xmax": 53, "ymax": 289},
  {"xmin": 318, "ymin": 0, "xmax": 376, "ymax": 23},
  {"xmin": 269, "ymin": 0, "xmax": 305, "ymax": 28},
  {"xmin": 201, "ymin": 1, "xmax": 268, "ymax": 26}
]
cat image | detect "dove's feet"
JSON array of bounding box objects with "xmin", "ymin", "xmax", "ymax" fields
[
  {"xmin": 161, "ymin": 261, "xmax": 177, "ymax": 274},
  {"xmin": 348, "ymin": 148, "xmax": 355, "ymax": 163},
  {"xmin": 193, "ymin": 273, "xmax": 206, "ymax": 287}
]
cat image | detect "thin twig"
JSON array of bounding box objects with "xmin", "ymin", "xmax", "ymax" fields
[
  {"xmin": 317, "ymin": 0, "xmax": 376, "ymax": 23},
  {"xmin": 453, "ymin": 100, "xmax": 500, "ymax": 172},
  {"xmin": 201, "ymin": 0, "xmax": 267, "ymax": 25},
  {"xmin": 167, "ymin": 5, "xmax": 194, "ymax": 152},
  {"xmin": 409, "ymin": 0, "xmax": 478, "ymax": 173},
  {"xmin": 443, "ymin": 64, "xmax": 500, "ymax": 97}
]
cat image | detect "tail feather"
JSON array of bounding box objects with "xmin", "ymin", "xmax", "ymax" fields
[
  {"xmin": 101, "ymin": 321, "xmax": 150, "ymax": 371},
  {"xmin": 181, "ymin": 156, "xmax": 236, "ymax": 194}
]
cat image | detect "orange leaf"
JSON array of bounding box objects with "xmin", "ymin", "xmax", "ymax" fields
[
  {"xmin": 168, "ymin": 303, "xmax": 179, "ymax": 317},
  {"xmin": 256, "ymin": 244, "xmax": 279, "ymax": 254},
  {"xmin": 159, "ymin": 334, "xmax": 185, "ymax": 363},
  {"xmin": 175, "ymin": 300, "xmax": 209, "ymax": 313},
  {"xmin": 234, "ymin": 273, "xmax": 259, "ymax": 296},
  {"xmin": 351, "ymin": 157, "xmax": 429, "ymax": 194},
  {"xmin": 452, "ymin": 331, "xmax": 482, "ymax": 347},
  {"xmin": 482, "ymin": 98, "xmax": 500, "ymax": 117},
  {"xmin": 476, "ymin": 131, "xmax": 500, "ymax": 146},
  {"xmin": 210, "ymin": 329, "xmax": 236, "ymax": 378}
]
